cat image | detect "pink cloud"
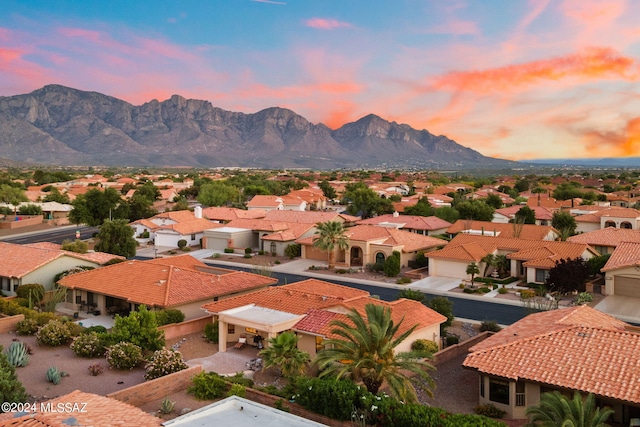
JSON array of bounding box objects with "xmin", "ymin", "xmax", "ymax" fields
[{"xmin": 305, "ymin": 18, "xmax": 352, "ymax": 30}]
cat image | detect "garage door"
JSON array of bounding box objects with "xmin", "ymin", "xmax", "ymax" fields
[
  {"xmin": 614, "ymin": 276, "xmax": 640, "ymax": 297},
  {"xmin": 304, "ymin": 245, "xmax": 327, "ymax": 261}
]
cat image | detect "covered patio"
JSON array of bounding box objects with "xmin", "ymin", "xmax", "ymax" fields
[{"xmin": 216, "ymin": 304, "xmax": 305, "ymax": 352}]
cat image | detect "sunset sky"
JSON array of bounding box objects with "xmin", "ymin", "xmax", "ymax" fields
[{"xmin": 2, "ymin": 0, "xmax": 640, "ymax": 161}]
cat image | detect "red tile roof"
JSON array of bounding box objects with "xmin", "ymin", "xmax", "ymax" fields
[
  {"xmin": 464, "ymin": 307, "xmax": 640, "ymax": 405},
  {"xmin": 568, "ymin": 227, "xmax": 640, "ymax": 247},
  {"xmin": 58, "ymin": 256, "xmax": 276, "ymax": 308},
  {"xmin": 201, "ymin": 207, "xmax": 267, "ymax": 221},
  {"xmin": 263, "ymin": 210, "xmax": 359, "ymax": 224},
  {"xmin": 446, "ymin": 220, "xmax": 557, "ymax": 240},
  {"xmin": 342, "ymin": 225, "xmax": 446, "ymax": 252},
  {"xmin": 0, "ymin": 390, "xmax": 161, "ymax": 426},
  {"xmin": 356, "ymin": 214, "xmax": 451, "ymax": 231},
  {"xmin": 602, "ymin": 241, "xmax": 640, "ymax": 271}
]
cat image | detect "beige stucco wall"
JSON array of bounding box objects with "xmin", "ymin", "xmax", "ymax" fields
[
  {"xmin": 604, "ymin": 267, "xmax": 640, "ymax": 295},
  {"xmin": 20, "ymin": 256, "xmax": 100, "ymax": 294},
  {"xmin": 297, "ymin": 333, "xmax": 320, "ymax": 359},
  {"xmin": 428, "ymin": 258, "xmax": 469, "ymax": 279}
]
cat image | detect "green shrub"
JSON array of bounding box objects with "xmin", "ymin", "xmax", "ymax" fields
[
  {"xmin": 244, "ymin": 247, "xmax": 253, "ymax": 254},
  {"xmin": 284, "ymin": 244, "xmax": 301, "ymax": 259},
  {"xmin": 498, "ymin": 287, "xmax": 508, "ymax": 294},
  {"xmin": 292, "ymin": 377, "xmax": 371, "ymax": 421},
  {"xmin": 84, "ymin": 325, "xmax": 107, "ymax": 334},
  {"xmin": 446, "ymin": 335, "xmax": 459, "ymax": 346},
  {"xmin": 111, "ymin": 305, "xmax": 165, "ymax": 351},
  {"xmin": 36, "ymin": 320, "xmax": 72, "ymax": 346},
  {"xmin": 70, "ymin": 332, "xmax": 105, "ymax": 357},
  {"xmin": 144, "ymin": 348, "xmax": 188, "ymax": 380},
  {"xmin": 34, "ymin": 312, "xmax": 58, "ymax": 326},
  {"xmin": 188, "ymin": 371, "xmax": 227, "ymax": 400},
  {"xmin": 243, "ymin": 253, "xmax": 252, "ymax": 258},
  {"xmin": 15, "ymin": 283, "xmax": 45, "ymax": 303},
  {"xmin": 141, "ymin": 230, "xmax": 150, "ymax": 238},
  {"xmin": 46, "ymin": 366, "xmax": 62, "ymax": 385},
  {"xmin": 478, "ymin": 287, "xmax": 491, "ymax": 293},
  {"xmin": 258, "ymin": 250, "xmax": 265, "ymax": 255},
  {"xmin": 204, "ymin": 321, "xmax": 219, "ymax": 343},
  {"xmin": 383, "ymin": 251, "xmax": 401, "ymax": 277},
  {"xmin": 212, "ymin": 252, "xmax": 221, "ymax": 258},
  {"xmin": 396, "ymin": 277, "xmax": 412, "ymax": 284},
  {"xmin": 410, "ymin": 339, "xmax": 439, "ymax": 354},
  {"xmin": 61, "ymin": 239, "xmax": 88, "ymax": 254},
  {"xmin": 159, "ymin": 398, "xmax": 175, "ymax": 415},
  {"xmin": 474, "ymin": 403, "xmax": 506, "ymax": 418},
  {"xmin": 181, "ymin": 246, "xmax": 191, "ymax": 252},
  {"xmin": 177, "ymin": 239, "xmax": 188, "ymax": 249},
  {"xmin": 155, "ymin": 309, "xmax": 185, "ymax": 326},
  {"xmin": 224, "ymin": 248, "xmax": 234, "ymax": 253},
  {"xmin": 227, "ymin": 372, "xmax": 254, "ymax": 388},
  {"xmin": 16, "ymin": 318, "xmax": 39, "ymax": 335},
  {"xmin": 105, "ymin": 342, "xmax": 143, "ymax": 370},
  {"xmin": 66, "ymin": 322, "xmax": 86, "ymax": 337},
  {"xmin": 227, "ymin": 383, "xmax": 246, "ymax": 398},
  {"xmin": 519, "ymin": 289, "xmax": 535, "ymax": 299},
  {"xmin": 274, "ymin": 260, "xmax": 281, "ymax": 264},
  {"xmin": 479, "ymin": 320, "xmax": 502, "ymax": 333}
]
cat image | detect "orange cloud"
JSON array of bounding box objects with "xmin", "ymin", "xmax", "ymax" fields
[
  {"xmin": 581, "ymin": 116, "xmax": 640, "ymax": 157},
  {"xmin": 433, "ymin": 47, "xmax": 637, "ymax": 94},
  {"xmin": 305, "ymin": 18, "xmax": 352, "ymax": 30}
]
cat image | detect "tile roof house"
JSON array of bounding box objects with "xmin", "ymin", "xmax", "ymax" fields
[
  {"xmin": 463, "ymin": 306, "xmax": 640, "ymax": 423},
  {"xmin": 427, "ymin": 234, "xmax": 598, "ymax": 283},
  {"xmin": 567, "ymin": 227, "xmax": 640, "ymax": 255},
  {"xmin": 57, "ymin": 254, "xmax": 277, "ymax": 320},
  {"xmin": 601, "ymin": 241, "xmax": 640, "ymax": 298},
  {"xmin": 573, "ymin": 207, "xmax": 640, "ymax": 233},
  {"xmin": 296, "ymin": 224, "xmax": 447, "ymax": 269},
  {"xmin": 130, "ymin": 207, "xmax": 222, "ymax": 249},
  {"xmin": 0, "ymin": 390, "xmax": 161, "ymax": 427},
  {"xmin": 202, "ymin": 279, "xmax": 445, "ymax": 356},
  {"xmin": 201, "ymin": 206, "xmax": 267, "ymax": 223},
  {"xmin": 356, "ymin": 213, "xmax": 451, "ymax": 236},
  {"xmin": 246, "ymin": 195, "xmax": 307, "ymax": 211},
  {"xmin": 263, "ymin": 210, "xmax": 360, "ymax": 225},
  {"xmin": 493, "ymin": 205, "xmax": 556, "ymax": 226},
  {"xmin": 0, "ymin": 241, "xmax": 123, "ymax": 296},
  {"xmin": 286, "ymin": 188, "xmax": 328, "ymax": 210},
  {"xmin": 446, "ymin": 220, "xmax": 559, "ymax": 241}
]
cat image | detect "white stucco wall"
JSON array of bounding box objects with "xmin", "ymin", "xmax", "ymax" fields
[{"xmin": 20, "ymin": 257, "xmax": 100, "ymax": 294}]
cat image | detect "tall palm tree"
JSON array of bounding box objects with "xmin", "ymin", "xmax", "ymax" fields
[
  {"xmin": 480, "ymin": 254, "xmax": 497, "ymax": 277},
  {"xmin": 313, "ymin": 220, "xmax": 349, "ymax": 270},
  {"xmin": 495, "ymin": 254, "xmax": 510, "ymax": 277},
  {"xmin": 314, "ymin": 303, "xmax": 435, "ymax": 403},
  {"xmin": 525, "ymin": 391, "xmax": 613, "ymax": 427},
  {"xmin": 466, "ymin": 262, "xmax": 480, "ymax": 286},
  {"xmin": 258, "ymin": 331, "xmax": 310, "ymax": 378}
]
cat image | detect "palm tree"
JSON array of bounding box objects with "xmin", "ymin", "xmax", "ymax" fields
[
  {"xmin": 525, "ymin": 391, "xmax": 613, "ymax": 427},
  {"xmin": 495, "ymin": 254, "xmax": 510, "ymax": 277},
  {"xmin": 313, "ymin": 220, "xmax": 349, "ymax": 270},
  {"xmin": 314, "ymin": 303, "xmax": 435, "ymax": 403},
  {"xmin": 258, "ymin": 331, "xmax": 310, "ymax": 378},
  {"xmin": 480, "ymin": 254, "xmax": 497, "ymax": 277},
  {"xmin": 466, "ymin": 262, "xmax": 480, "ymax": 287}
]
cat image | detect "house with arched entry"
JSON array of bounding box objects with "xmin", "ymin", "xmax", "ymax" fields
[
  {"xmin": 296, "ymin": 224, "xmax": 446, "ymax": 269},
  {"xmin": 573, "ymin": 207, "xmax": 640, "ymax": 233}
]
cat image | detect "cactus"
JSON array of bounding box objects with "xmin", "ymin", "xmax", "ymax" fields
[
  {"xmin": 46, "ymin": 366, "xmax": 61, "ymax": 385},
  {"xmin": 158, "ymin": 398, "xmax": 175, "ymax": 415},
  {"xmin": 5, "ymin": 341, "xmax": 30, "ymax": 367}
]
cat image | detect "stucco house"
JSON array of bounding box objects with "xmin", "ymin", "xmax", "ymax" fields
[
  {"xmin": 493, "ymin": 205, "xmax": 556, "ymax": 226},
  {"xmin": 573, "ymin": 207, "xmax": 640, "ymax": 233},
  {"xmin": 0, "ymin": 241, "xmax": 122, "ymax": 295},
  {"xmin": 356, "ymin": 213, "xmax": 451, "ymax": 236},
  {"xmin": 130, "ymin": 207, "xmax": 222, "ymax": 248},
  {"xmin": 58, "ymin": 255, "xmax": 276, "ymax": 320},
  {"xmin": 601, "ymin": 241, "xmax": 640, "ymax": 298},
  {"xmin": 246, "ymin": 195, "xmax": 307, "ymax": 211},
  {"xmin": 201, "ymin": 279, "xmax": 446, "ymax": 357},
  {"xmin": 446, "ymin": 220, "xmax": 559, "ymax": 241},
  {"xmin": 296, "ymin": 224, "xmax": 447, "ymax": 268},
  {"xmin": 427, "ymin": 234, "xmax": 598, "ymax": 283},
  {"xmin": 463, "ymin": 306, "xmax": 640, "ymax": 424},
  {"xmin": 567, "ymin": 227, "xmax": 640, "ymax": 255}
]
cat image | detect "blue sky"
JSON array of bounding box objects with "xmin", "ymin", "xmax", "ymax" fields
[{"xmin": 2, "ymin": 0, "xmax": 640, "ymax": 160}]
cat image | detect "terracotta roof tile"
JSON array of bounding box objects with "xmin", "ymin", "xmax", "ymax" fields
[
  {"xmin": 342, "ymin": 225, "xmax": 446, "ymax": 252},
  {"xmin": 156, "ymin": 218, "xmax": 222, "ymax": 235},
  {"xmin": 58, "ymin": 256, "xmax": 276, "ymax": 308},
  {"xmin": 602, "ymin": 241, "xmax": 640, "ymax": 271},
  {"xmin": 0, "ymin": 390, "xmax": 161, "ymax": 427},
  {"xmin": 568, "ymin": 227, "xmax": 640, "ymax": 247},
  {"xmin": 263, "ymin": 210, "xmax": 356, "ymax": 224},
  {"xmin": 356, "ymin": 214, "xmax": 452, "ymax": 231},
  {"xmin": 201, "ymin": 207, "xmax": 267, "ymax": 221},
  {"xmin": 446, "ymin": 220, "xmax": 557, "ymax": 240}
]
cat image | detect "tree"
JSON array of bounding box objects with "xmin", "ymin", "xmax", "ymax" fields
[
  {"xmin": 403, "ymin": 197, "xmax": 434, "ymax": 217},
  {"xmin": 313, "ymin": 220, "xmax": 349, "ymax": 270},
  {"xmin": 0, "ymin": 347, "xmax": 29, "ymax": 405},
  {"xmin": 343, "ymin": 183, "xmax": 392, "ymax": 219},
  {"xmin": 514, "ymin": 178, "xmax": 529, "ymax": 193},
  {"xmin": 455, "ymin": 200, "xmax": 495, "ymax": 221},
  {"xmin": 552, "ymin": 211, "xmax": 577, "ymax": 238},
  {"xmin": 318, "ymin": 180, "xmax": 337, "ymax": 200},
  {"xmin": 546, "ymin": 257, "xmax": 590, "ymax": 294},
  {"xmin": 315, "ymin": 303, "xmax": 435, "ymax": 403},
  {"xmin": 42, "ymin": 187, "xmax": 70, "ymax": 204},
  {"xmin": 525, "ymin": 391, "xmax": 613, "ymax": 427},
  {"xmin": 122, "ymin": 193, "xmax": 157, "ymax": 221},
  {"xmin": 133, "ymin": 181, "xmax": 161, "ymax": 203},
  {"xmin": 258, "ymin": 331, "xmax": 310, "ymax": 378},
  {"xmin": 495, "ymin": 254, "xmax": 510, "ymax": 277},
  {"xmin": 466, "ymin": 262, "xmax": 480, "ymax": 285},
  {"xmin": 396, "ymin": 288, "xmax": 425, "ymax": 303},
  {"xmin": 427, "ymin": 296, "xmax": 454, "ymax": 334},
  {"xmin": 94, "ymin": 219, "xmax": 137, "ymax": 258},
  {"xmin": 434, "ymin": 206, "xmax": 459, "ymax": 223},
  {"xmin": 61, "ymin": 239, "xmax": 88, "ymax": 254},
  {"xmin": 484, "ymin": 193, "xmax": 504, "ymax": 209},
  {"xmin": 18, "ymin": 204, "xmax": 43, "ymax": 216},
  {"xmin": 480, "ymin": 253, "xmax": 497, "ymax": 277},
  {"xmin": 0, "ymin": 184, "xmax": 27, "ymax": 214},
  {"xmin": 514, "ymin": 206, "xmax": 536, "ymax": 224},
  {"xmin": 69, "ymin": 187, "xmax": 122, "ymax": 226},
  {"xmin": 197, "ymin": 181, "xmax": 239, "ymax": 207},
  {"xmin": 383, "ymin": 250, "xmax": 401, "ymax": 277},
  {"xmin": 587, "ymin": 254, "xmax": 611, "ymax": 277},
  {"xmin": 111, "ymin": 305, "xmax": 165, "ymax": 351}
]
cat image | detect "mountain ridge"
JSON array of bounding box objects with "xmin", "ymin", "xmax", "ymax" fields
[{"xmin": 0, "ymin": 84, "xmax": 518, "ymax": 169}]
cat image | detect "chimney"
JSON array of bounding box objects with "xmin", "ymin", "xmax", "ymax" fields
[
  {"xmin": 194, "ymin": 205, "xmax": 202, "ymax": 219},
  {"xmin": 393, "ymin": 211, "xmax": 399, "ymax": 218}
]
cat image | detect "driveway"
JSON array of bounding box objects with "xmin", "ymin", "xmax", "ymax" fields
[{"xmin": 408, "ymin": 276, "xmax": 461, "ymax": 294}]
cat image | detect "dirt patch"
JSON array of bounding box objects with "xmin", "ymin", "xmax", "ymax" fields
[
  {"xmin": 0, "ymin": 333, "xmax": 145, "ymax": 402},
  {"xmin": 166, "ymin": 332, "xmax": 218, "ymax": 360}
]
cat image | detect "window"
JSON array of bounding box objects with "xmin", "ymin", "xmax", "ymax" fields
[
  {"xmin": 227, "ymin": 324, "xmax": 235, "ymax": 334},
  {"xmin": 191, "ymin": 233, "xmax": 196, "ymax": 240},
  {"xmin": 515, "ymin": 381, "xmax": 525, "ymax": 407},
  {"xmin": 480, "ymin": 375, "xmax": 485, "ymax": 398},
  {"xmin": 375, "ymin": 252, "xmax": 386, "ymax": 264},
  {"xmin": 535, "ymin": 269, "xmax": 549, "ymax": 283},
  {"xmin": 76, "ymin": 295, "xmax": 82, "ymax": 304},
  {"xmin": 270, "ymin": 242, "xmax": 276, "ymax": 255},
  {"xmin": 489, "ymin": 378, "xmax": 510, "ymax": 405},
  {"xmin": 315, "ymin": 336, "xmax": 324, "ymax": 352}
]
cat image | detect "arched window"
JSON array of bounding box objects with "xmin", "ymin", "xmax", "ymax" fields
[
  {"xmin": 270, "ymin": 242, "xmax": 277, "ymax": 254},
  {"xmin": 375, "ymin": 252, "xmax": 386, "ymax": 264},
  {"xmin": 621, "ymin": 221, "xmax": 632, "ymax": 229},
  {"xmin": 604, "ymin": 221, "xmax": 616, "ymax": 228}
]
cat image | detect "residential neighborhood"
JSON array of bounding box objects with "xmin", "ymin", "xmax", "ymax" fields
[{"xmin": 2, "ymin": 168, "xmax": 640, "ymax": 426}]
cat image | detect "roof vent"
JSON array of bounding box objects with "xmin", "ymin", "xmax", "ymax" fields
[
  {"xmin": 322, "ymin": 296, "xmax": 328, "ymax": 301},
  {"xmin": 577, "ymin": 332, "xmax": 590, "ymax": 338}
]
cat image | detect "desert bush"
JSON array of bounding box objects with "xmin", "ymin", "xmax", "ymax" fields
[
  {"xmin": 46, "ymin": 366, "xmax": 62, "ymax": 385},
  {"xmin": 36, "ymin": 320, "xmax": 72, "ymax": 346},
  {"xmin": 479, "ymin": 320, "xmax": 502, "ymax": 333},
  {"xmin": 4, "ymin": 342, "xmax": 29, "ymax": 367},
  {"xmin": 227, "ymin": 383, "xmax": 246, "ymax": 398},
  {"xmin": 105, "ymin": 342, "xmax": 143, "ymax": 370},
  {"xmin": 474, "ymin": 403, "xmax": 506, "ymax": 418},
  {"xmin": 410, "ymin": 339, "xmax": 439, "ymax": 354},
  {"xmin": 224, "ymin": 248, "xmax": 234, "ymax": 253},
  {"xmin": 244, "ymin": 247, "xmax": 252, "ymax": 254},
  {"xmin": 70, "ymin": 332, "xmax": 105, "ymax": 357},
  {"xmin": 188, "ymin": 371, "xmax": 227, "ymax": 400},
  {"xmin": 497, "ymin": 287, "xmax": 508, "ymax": 294},
  {"xmin": 87, "ymin": 362, "xmax": 104, "ymax": 376},
  {"xmin": 177, "ymin": 239, "xmax": 187, "ymax": 249},
  {"xmin": 383, "ymin": 251, "xmax": 401, "ymax": 277},
  {"xmin": 34, "ymin": 312, "xmax": 58, "ymax": 326},
  {"xmin": 66, "ymin": 322, "xmax": 86, "ymax": 337},
  {"xmin": 159, "ymin": 398, "xmax": 175, "ymax": 415},
  {"xmin": 155, "ymin": 309, "xmax": 185, "ymax": 326},
  {"xmin": 61, "ymin": 239, "xmax": 88, "ymax": 254},
  {"xmin": 396, "ymin": 277, "xmax": 412, "ymax": 284},
  {"xmin": 16, "ymin": 318, "xmax": 39, "ymax": 335},
  {"xmin": 446, "ymin": 335, "xmax": 459, "ymax": 346},
  {"xmin": 284, "ymin": 244, "xmax": 301, "ymax": 259},
  {"xmin": 83, "ymin": 325, "xmax": 107, "ymax": 334},
  {"xmin": 204, "ymin": 321, "xmax": 219, "ymax": 343},
  {"xmin": 144, "ymin": 348, "xmax": 188, "ymax": 380},
  {"xmin": 227, "ymin": 372, "xmax": 254, "ymax": 388},
  {"xmin": 15, "ymin": 283, "xmax": 45, "ymax": 302}
]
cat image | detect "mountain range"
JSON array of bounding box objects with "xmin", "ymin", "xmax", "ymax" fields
[{"xmin": 0, "ymin": 85, "xmax": 518, "ymax": 169}]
